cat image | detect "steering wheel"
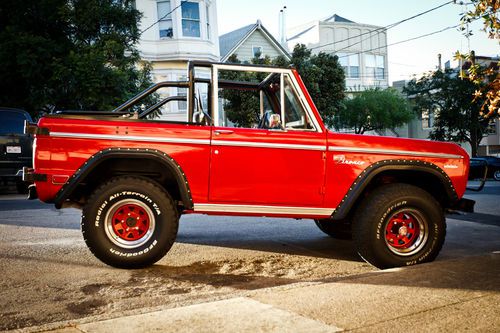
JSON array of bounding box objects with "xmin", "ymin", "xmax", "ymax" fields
[{"xmin": 258, "ymin": 111, "xmax": 273, "ymax": 129}]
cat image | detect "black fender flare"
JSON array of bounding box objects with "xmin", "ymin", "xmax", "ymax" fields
[
  {"xmin": 331, "ymin": 159, "xmax": 458, "ymax": 220},
  {"xmin": 54, "ymin": 148, "xmax": 193, "ymax": 210}
]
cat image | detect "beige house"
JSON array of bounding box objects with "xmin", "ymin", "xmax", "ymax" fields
[
  {"xmin": 287, "ymin": 14, "xmax": 389, "ymax": 93},
  {"xmin": 219, "ymin": 20, "xmax": 291, "ymax": 63}
]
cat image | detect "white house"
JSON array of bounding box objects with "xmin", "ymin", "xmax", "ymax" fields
[
  {"xmin": 135, "ymin": 0, "xmax": 219, "ymax": 121},
  {"xmin": 287, "ymin": 14, "xmax": 389, "ymax": 93}
]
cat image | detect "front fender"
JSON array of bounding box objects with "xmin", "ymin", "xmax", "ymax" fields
[{"xmin": 331, "ymin": 159, "xmax": 458, "ymax": 220}]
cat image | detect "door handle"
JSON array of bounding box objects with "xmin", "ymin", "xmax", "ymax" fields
[{"xmin": 214, "ymin": 130, "xmax": 234, "ymax": 135}]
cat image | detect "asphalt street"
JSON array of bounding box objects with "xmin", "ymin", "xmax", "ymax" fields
[{"xmin": 0, "ymin": 181, "xmax": 499, "ymax": 332}]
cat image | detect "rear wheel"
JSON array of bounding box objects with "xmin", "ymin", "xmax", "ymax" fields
[
  {"xmin": 493, "ymin": 170, "xmax": 500, "ymax": 181},
  {"xmin": 352, "ymin": 183, "xmax": 446, "ymax": 269},
  {"xmin": 314, "ymin": 219, "xmax": 352, "ymax": 240},
  {"xmin": 81, "ymin": 176, "xmax": 179, "ymax": 268}
]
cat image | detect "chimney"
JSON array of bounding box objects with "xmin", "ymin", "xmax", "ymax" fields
[
  {"xmin": 280, "ymin": 6, "xmax": 287, "ymax": 46},
  {"xmin": 438, "ymin": 53, "xmax": 442, "ymax": 71},
  {"xmin": 279, "ymin": 9, "xmax": 283, "ymax": 44}
]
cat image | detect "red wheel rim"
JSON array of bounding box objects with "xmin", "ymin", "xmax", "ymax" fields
[
  {"xmin": 384, "ymin": 210, "xmax": 427, "ymax": 256},
  {"xmin": 111, "ymin": 203, "xmax": 151, "ymax": 241},
  {"xmin": 105, "ymin": 199, "xmax": 155, "ymax": 249}
]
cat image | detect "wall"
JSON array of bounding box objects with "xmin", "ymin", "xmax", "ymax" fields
[{"xmin": 234, "ymin": 30, "xmax": 285, "ymax": 62}]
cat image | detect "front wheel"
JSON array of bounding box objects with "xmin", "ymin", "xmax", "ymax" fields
[
  {"xmin": 352, "ymin": 183, "xmax": 446, "ymax": 269},
  {"xmin": 493, "ymin": 170, "xmax": 500, "ymax": 181},
  {"xmin": 81, "ymin": 176, "xmax": 179, "ymax": 268}
]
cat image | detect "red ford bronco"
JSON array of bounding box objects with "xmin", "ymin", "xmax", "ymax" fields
[{"xmin": 23, "ymin": 62, "xmax": 473, "ymax": 269}]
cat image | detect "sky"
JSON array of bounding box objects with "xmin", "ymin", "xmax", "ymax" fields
[{"xmin": 217, "ymin": 0, "xmax": 499, "ymax": 84}]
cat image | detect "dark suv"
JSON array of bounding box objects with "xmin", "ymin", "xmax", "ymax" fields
[
  {"xmin": 469, "ymin": 156, "xmax": 500, "ymax": 181},
  {"xmin": 0, "ymin": 108, "xmax": 33, "ymax": 193}
]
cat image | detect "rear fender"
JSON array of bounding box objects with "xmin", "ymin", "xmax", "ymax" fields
[{"xmin": 54, "ymin": 148, "xmax": 193, "ymax": 209}]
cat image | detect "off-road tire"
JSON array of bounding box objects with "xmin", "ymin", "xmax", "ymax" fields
[
  {"xmin": 352, "ymin": 183, "xmax": 446, "ymax": 269},
  {"xmin": 81, "ymin": 176, "xmax": 179, "ymax": 268},
  {"xmin": 314, "ymin": 219, "xmax": 352, "ymax": 240}
]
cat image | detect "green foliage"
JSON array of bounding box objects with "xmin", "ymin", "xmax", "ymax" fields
[
  {"xmin": 0, "ymin": 0, "xmax": 154, "ymax": 118},
  {"xmin": 458, "ymin": 0, "xmax": 500, "ymax": 117},
  {"xmin": 335, "ymin": 88, "xmax": 413, "ymax": 134},
  {"xmin": 404, "ymin": 69, "xmax": 489, "ymax": 156},
  {"xmin": 290, "ymin": 45, "xmax": 345, "ymax": 127},
  {"xmin": 462, "ymin": 0, "xmax": 499, "ymax": 40},
  {"xmin": 222, "ymin": 44, "xmax": 345, "ymax": 128},
  {"xmin": 221, "ymin": 54, "xmax": 271, "ymax": 127}
]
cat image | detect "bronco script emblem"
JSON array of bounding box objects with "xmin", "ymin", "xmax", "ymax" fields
[{"xmin": 334, "ymin": 155, "xmax": 366, "ymax": 165}]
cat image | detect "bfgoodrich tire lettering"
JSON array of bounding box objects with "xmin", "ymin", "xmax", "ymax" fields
[
  {"xmin": 352, "ymin": 183, "xmax": 446, "ymax": 269},
  {"xmin": 81, "ymin": 176, "xmax": 179, "ymax": 268}
]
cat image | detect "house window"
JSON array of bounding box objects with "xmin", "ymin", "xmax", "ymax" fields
[
  {"xmin": 252, "ymin": 46, "xmax": 263, "ymax": 58},
  {"xmin": 181, "ymin": 1, "xmax": 200, "ymax": 37},
  {"xmin": 206, "ymin": 4, "xmax": 210, "ymax": 40},
  {"xmin": 337, "ymin": 53, "xmax": 359, "ymax": 78},
  {"xmin": 157, "ymin": 1, "xmax": 173, "ymax": 38},
  {"xmin": 421, "ymin": 109, "xmax": 434, "ymax": 129},
  {"xmin": 177, "ymin": 75, "xmax": 188, "ymax": 112},
  {"xmin": 376, "ymin": 55, "xmax": 385, "ymax": 79},
  {"xmin": 365, "ymin": 54, "xmax": 385, "ymax": 79},
  {"xmin": 487, "ymin": 119, "xmax": 497, "ymax": 135}
]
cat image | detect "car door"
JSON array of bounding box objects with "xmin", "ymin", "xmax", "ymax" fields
[
  {"xmin": 207, "ymin": 67, "xmax": 326, "ymax": 208},
  {"xmin": 209, "ymin": 127, "xmax": 326, "ymax": 206}
]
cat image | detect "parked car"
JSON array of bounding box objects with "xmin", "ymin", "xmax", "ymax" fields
[
  {"xmin": 0, "ymin": 107, "xmax": 33, "ymax": 193},
  {"xmin": 469, "ymin": 156, "xmax": 500, "ymax": 181}
]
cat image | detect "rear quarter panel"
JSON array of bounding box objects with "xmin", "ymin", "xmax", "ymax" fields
[{"xmin": 34, "ymin": 117, "xmax": 211, "ymax": 203}]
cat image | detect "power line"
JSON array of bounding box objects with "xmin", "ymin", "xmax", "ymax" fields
[
  {"xmin": 335, "ymin": 23, "xmax": 463, "ymax": 59},
  {"xmin": 309, "ymin": 1, "xmax": 453, "ymax": 51},
  {"xmin": 140, "ymin": 0, "xmax": 189, "ymax": 35},
  {"xmin": 389, "ymin": 62, "xmax": 419, "ymax": 68}
]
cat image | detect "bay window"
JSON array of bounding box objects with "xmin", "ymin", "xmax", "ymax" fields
[
  {"xmin": 157, "ymin": 0, "xmax": 173, "ymax": 38},
  {"xmin": 337, "ymin": 53, "xmax": 359, "ymax": 78},
  {"xmin": 181, "ymin": 2, "xmax": 201, "ymax": 37},
  {"xmin": 365, "ymin": 54, "xmax": 385, "ymax": 79}
]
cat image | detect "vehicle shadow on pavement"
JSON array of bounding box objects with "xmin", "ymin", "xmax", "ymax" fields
[
  {"xmin": 176, "ymin": 233, "xmax": 361, "ymax": 262},
  {"xmin": 175, "ymin": 216, "xmax": 363, "ymax": 262},
  {"xmin": 448, "ymin": 212, "xmax": 500, "ymax": 227},
  {"xmin": 329, "ymin": 254, "xmax": 500, "ymax": 293}
]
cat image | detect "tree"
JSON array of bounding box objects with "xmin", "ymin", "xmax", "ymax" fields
[
  {"xmin": 221, "ymin": 54, "xmax": 274, "ymax": 127},
  {"xmin": 459, "ymin": 0, "xmax": 499, "ymax": 117},
  {"xmin": 289, "ymin": 44, "xmax": 345, "ymax": 127},
  {"xmin": 334, "ymin": 88, "xmax": 413, "ymax": 134},
  {"xmin": 0, "ymin": 0, "xmax": 153, "ymax": 118},
  {"xmin": 405, "ymin": 69, "xmax": 489, "ymax": 156},
  {"xmin": 222, "ymin": 44, "xmax": 345, "ymax": 128}
]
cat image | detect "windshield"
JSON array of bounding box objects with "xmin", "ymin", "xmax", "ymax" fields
[{"xmin": 0, "ymin": 111, "xmax": 28, "ymax": 135}]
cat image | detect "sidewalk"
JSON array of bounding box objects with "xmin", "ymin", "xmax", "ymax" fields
[{"xmin": 32, "ymin": 252, "xmax": 499, "ymax": 333}]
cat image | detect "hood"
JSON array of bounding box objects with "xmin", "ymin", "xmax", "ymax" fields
[{"xmin": 327, "ymin": 131, "xmax": 469, "ymax": 160}]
